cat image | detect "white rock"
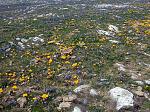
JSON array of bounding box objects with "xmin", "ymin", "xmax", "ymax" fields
[
  {"xmin": 16, "ymin": 38, "xmax": 21, "ymax": 41},
  {"xmin": 74, "ymin": 85, "xmax": 90, "ymax": 93},
  {"xmin": 58, "ymin": 102, "xmax": 71, "ymax": 109},
  {"xmin": 115, "ymin": 63, "xmax": 126, "ymax": 72},
  {"xmin": 18, "ymin": 42, "xmax": 25, "ymax": 49},
  {"xmin": 97, "ymin": 30, "xmax": 114, "ymax": 36},
  {"xmin": 109, "ymin": 87, "xmax": 134, "ymax": 111},
  {"xmin": 30, "ymin": 37, "xmax": 44, "ymax": 43},
  {"xmin": 134, "ymin": 90, "xmax": 144, "ymax": 96},
  {"xmin": 17, "ymin": 97, "xmax": 27, "ymax": 108},
  {"xmin": 72, "ymin": 106, "xmax": 82, "ymax": 112},
  {"xmin": 108, "ymin": 25, "xmax": 119, "ymax": 33},
  {"xmin": 90, "ymin": 89, "xmax": 98, "ymax": 96},
  {"xmin": 94, "ymin": 4, "xmax": 129, "ymax": 9},
  {"xmin": 145, "ymin": 79, "xmax": 150, "ymax": 85},
  {"xmin": 109, "ymin": 40, "xmax": 120, "ymax": 44},
  {"xmin": 21, "ymin": 38, "xmax": 28, "ymax": 43},
  {"xmin": 135, "ymin": 81, "xmax": 144, "ymax": 86},
  {"xmin": 63, "ymin": 94, "xmax": 77, "ymax": 102}
]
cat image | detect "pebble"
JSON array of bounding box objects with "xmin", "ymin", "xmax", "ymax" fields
[
  {"xmin": 90, "ymin": 89, "xmax": 98, "ymax": 96},
  {"xmin": 108, "ymin": 25, "xmax": 119, "ymax": 33},
  {"xmin": 63, "ymin": 94, "xmax": 77, "ymax": 102},
  {"xmin": 135, "ymin": 81, "xmax": 144, "ymax": 86},
  {"xmin": 145, "ymin": 79, "xmax": 150, "ymax": 85},
  {"xmin": 74, "ymin": 85, "xmax": 90, "ymax": 93},
  {"xmin": 58, "ymin": 102, "xmax": 71, "ymax": 110},
  {"xmin": 97, "ymin": 29, "xmax": 114, "ymax": 36},
  {"xmin": 72, "ymin": 106, "xmax": 82, "ymax": 112},
  {"xmin": 17, "ymin": 97, "xmax": 27, "ymax": 108}
]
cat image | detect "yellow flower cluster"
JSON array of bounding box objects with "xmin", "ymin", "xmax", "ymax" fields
[
  {"xmin": 73, "ymin": 75, "xmax": 79, "ymax": 85},
  {"xmin": 0, "ymin": 88, "xmax": 3, "ymax": 93},
  {"xmin": 23, "ymin": 93, "xmax": 28, "ymax": 97},
  {"xmin": 48, "ymin": 58, "xmax": 53, "ymax": 65},
  {"xmin": 72, "ymin": 63, "xmax": 78, "ymax": 68},
  {"xmin": 12, "ymin": 85, "xmax": 18, "ymax": 90},
  {"xmin": 41, "ymin": 93, "xmax": 49, "ymax": 99},
  {"xmin": 7, "ymin": 72, "xmax": 16, "ymax": 78}
]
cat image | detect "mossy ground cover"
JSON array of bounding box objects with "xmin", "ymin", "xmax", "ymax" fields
[{"xmin": 0, "ymin": 1, "xmax": 150, "ymax": 112}]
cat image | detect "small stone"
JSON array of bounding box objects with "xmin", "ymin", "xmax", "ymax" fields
[
  {"xmin": 145, "ymin": 79, "xmax": 150, "ymax": 85},
  {"xmin": 134, "ymin": 86, "xmax": 144, "ymax": 96},
  {"xmin": 54, "ymin": 96, "xmax": 63, "ymax": 102},
  {"xmin": 17, "ymin": 42, "xmax": 25, "ymax": 49},
  {"xmin": 63, "ymin": 94, "xmax": 77, "ymax": 102},
  {"xmin": 74, "ymin": 85, "xmax": 90, "ymax": 93},
  {"xmin": 82, "ymin": 98, "xmax": 88, "ymax": 105},
  {"xmin": 109, "ymin": 40, "xmax": 120, "ymax": 44},
  {"xmin": 109, "ymin": 87, "xmax": 134, "ymax": 111},
  {"xmin": 97, "ymin": 78, "xmax": 110, "ymax": 85},
  {"xmin": 134, "ymin": 91, "xmax": 144, "ymax": 97},
  {"xmin": 72, "ymin": 106, "xmax": 82, "ymax": 112},
  {"xmin": 17, "ymin": 97, "xmax": 27, "ymax": 108},
  {"xmin": 114, "ymin": 63, "xmax": 126, "ymax": 72},
  {"xmin": 108, "ymin": 25, "xmax": 119, "ymax": 33},
  {"xmin": 58, "ymin": 102, "xmax": 71, "ymax": 109},
  {"xmin": 31, "ymin": 37, "xmax": 44, "ymax": 43},
  {"xmin": 97, "ymin": 30, "xmax": 114, "ymax": 36},
  {"xmin": 16, "ymin": 38, "xmax": 21, "ymax": 41},
  {"xmin": 135, "ymin": 81, "xmax": 144, "ymax": 86},
  {"xmin": 90, "ymin": 89, "xmax": 98, "ymax": 96},
  {"xmin": 21, "ymin": 38, "xmax": 28, "ymax": 43}
]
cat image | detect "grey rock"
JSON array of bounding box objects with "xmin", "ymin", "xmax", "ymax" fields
[
  {"xmin": 97, "ymin": 29, "xmax": 114, "ymax": 36},
  {"xmin": 114, "ymin": 63, "xmax": 126, "ymax": 72},
  {"xmin": 21, "ymin": 38, "xmax": 28, "ymax": 43},
  {"xmin": 16, "ymin": 38, "xmax": 21, "ymax": 41},
  {"xmin": 109, "ymin": 87, "xmax": 134, "ymax": 111},
  {"xmin": 90, "ymin": 89, "xmax": 98, "ymax": 96},
  {"xmin": 17, "ymin": 97, "xmax": 27, "ymax": 108},
  {"xmin": 63, "ymin": 94, "xmax": 77, "ymax": 102},
  {"xmin": 17, "ymin": 42, "xmax": 25, "ymax": 49},
  {"xmin": 58, "ymin": 102, "xmax": 71, "ymax": 110},
  {"xmin": 74, "ymin": 85, "xmax": 90, "ymax": 93},
  {"xmin": 134, "ymin": 90, "xmax": 144, "ymax": 96},
  {"xmin": 135, "ymin": 81, "xmax": 144, "ymax": 86},
  {"xmin": 72, "ymin": 106, "xmax": 82, "ymax": 112},
  {"xmin": 108, "ymin": 25, "xmax": 119, "ymax": 33},
  {"xmin": 109, "ymin": 40, "xmax": 120, "ymax": 44},
  {"xmin": 30, "ymin": 37, "xmax": 44, "ymax": 43},
  {"xmin": 145, "ymin": 79, "xmax": 150, "ymax": 85},
  {"xmin": 97, "ymin": 78, "xmax": 110, "ymax": 85}
]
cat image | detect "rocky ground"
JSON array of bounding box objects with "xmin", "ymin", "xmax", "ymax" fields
[{"xmin": 0, "ymin": 0, "xmax": 150, "ymax": 112}]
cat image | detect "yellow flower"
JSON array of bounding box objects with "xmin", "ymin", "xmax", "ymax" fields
[
  {"xmin": 33, "ymin": 97, "xmax": 37, "ymax": 100},
  {"xmin": 74, "ymin": 79, "xmax": 79, "ymax": 85},
  {"xmin": 28, "ymin": 69, "xmax": 32, "ymax": 72},
  {"xmin": 0, "ymin": 88, "xmax": 3, "ymax": 93},
  {"xmin": 23, "ymin": 93, "xmax": 28, "ymax": 97},
  {"xmin": 12, "ymin": 85, "xmax": 17, "ymax": 89},
  {"xmin": 73, "ymin": 75, "xmax": 77, "ymax": 79},
  {"xmin": 112, "ymin": 44, "xmax": 116, "ymax": 48},
  {"xmin": 65, "ymin": 61, "xmax": 70, "ymax": 64},
  {"xmin": 72, "ymin": 63, "xmax": 78, "ymax": 68},
  {"xmin": 47, "ymin": 55, "xmax": 51, "ymax": 59},
  {"xmin": 48, "ymin": 68, "xmax": 51, "ymax": 75},
  {"xmin": 48, "ymin": 59, "xmax": 53, "ymax": 64},
  {"xmin": 61, "ymin": 55, "xmax": 67, "ymax": 60},
  {"xmin": 41, "ymin": 93, "xmax": 49, "ymax": 99},
  {"xmin": 19, "ymin": 77, "xmax": 25, "ymax": 82}
]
